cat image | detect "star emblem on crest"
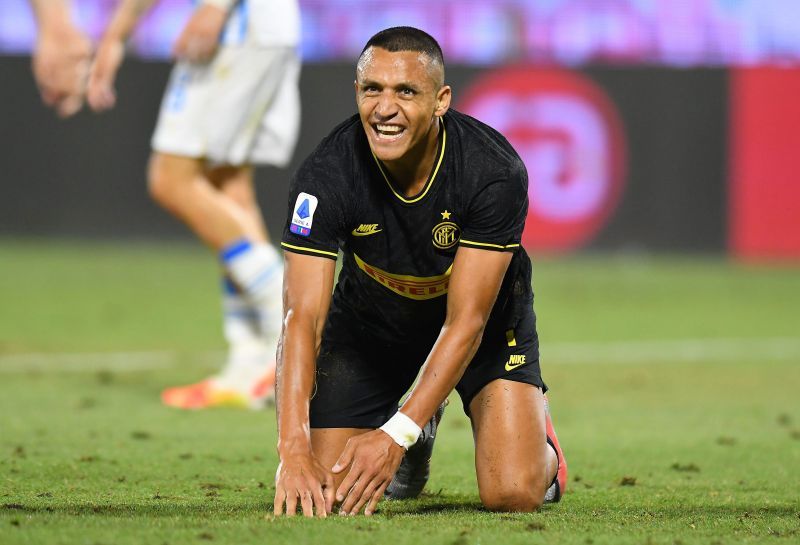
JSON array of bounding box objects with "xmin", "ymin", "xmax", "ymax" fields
[{"xmin": 441, "ymin": 210, "xmax": 452, "ymax": 220}]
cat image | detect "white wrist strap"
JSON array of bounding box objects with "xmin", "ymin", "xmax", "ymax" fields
[
  {"xmin": 379, "ymin": 411, "xmax": 422, "ymax": 450},
  {"xmin": 201, "ymin": 0, "xmax": 237, "ymax": 11}
]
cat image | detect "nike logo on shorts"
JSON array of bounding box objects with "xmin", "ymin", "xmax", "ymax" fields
[{"xmin": 505, "ymin": 354, "xmax": 527, "ymax": 371}]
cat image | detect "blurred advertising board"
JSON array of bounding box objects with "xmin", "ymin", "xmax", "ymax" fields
[
  {"xmin": 729, "ymin": 68, "xmax": 800, "ymax": 259},
  {"xmin": 457, "ymin": 66, "xmax": 727, "ymax": 253},
  {"xmin": 0, "ymin": 58, "xmax": 731, "ymax": 255}
]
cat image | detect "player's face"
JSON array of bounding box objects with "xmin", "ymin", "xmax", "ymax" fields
[{"xmin": 355, "ymin": 47, "xmax": 450, "ymax": 163}]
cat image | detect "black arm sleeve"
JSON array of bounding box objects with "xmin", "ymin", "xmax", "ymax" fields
[
  {"xmin": 459, "ymin": 159, "xmax": 529, "ymax": 252},
  {"xmin": 281, "ymin": 147, "xmax": 351, "ymax": 261}
]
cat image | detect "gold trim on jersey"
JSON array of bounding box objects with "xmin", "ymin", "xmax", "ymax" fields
[
  {"xmin": 459, "ymin": 238, "xmax": 520, "ymax": 250},
  {"xmin": 281, "ymin": 242, "xmax": 339, "ymax": 258},
  {"xmin": 371, "ymin": 118, "xmax": 447, "ymax": 204},
  {"xmin": 353, "ymin": 253, "xmax": 451, "ymax": 300}
]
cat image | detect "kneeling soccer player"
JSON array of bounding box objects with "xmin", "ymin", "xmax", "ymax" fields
[{"xmin": 273, "ymin": 26, "xmax": 567, "ymax": 517}]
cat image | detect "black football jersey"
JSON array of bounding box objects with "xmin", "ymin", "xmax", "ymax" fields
[{"xmin": 281, "ymin": 109, "xmax": 536, "ymax": 348}]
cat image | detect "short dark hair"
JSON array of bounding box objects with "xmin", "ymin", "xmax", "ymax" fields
[{"xmin": 360, "ymin": 26, "xmax": 444, "ymax": 68}]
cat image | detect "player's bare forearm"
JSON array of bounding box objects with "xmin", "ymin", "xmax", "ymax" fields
[
  {"xmin": 273, "ymin": 252, "xmax": 336, "ymax": 517},
  {"xmin": 275, "ymin": 312, "xmax": 318, "ymax": 454},
  {"xmin": 400, "ymin": 247, "xmax": 513, "ymax": 427},
  {"xmin": 102, "ymin": 0, "xmax": 158, "ymax": 43},
  {"xmin": 30, "ymin": 0, "xmax": 91, "ymax": 117},
  {"xmin": 276, "ymin": 252, "xmax": 335, "ymax": 455},
  {"xmin": 332, "ymin": 247, "xmax": 512, "ymax": 516},
  {"xmin": 29, "ymin": 0, "xmax": 72, "ymax": 26}
]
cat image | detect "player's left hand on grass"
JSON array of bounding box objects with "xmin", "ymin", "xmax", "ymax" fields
[
  {"xmin": 172, "ymin": 3, "xmax": 227, "ymax": 63},
  {"xmin": 332, "ymin": 429, "xmax": 405, "ymax": 516}
]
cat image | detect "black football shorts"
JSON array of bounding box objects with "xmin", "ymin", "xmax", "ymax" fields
[{"xmin": 309, "ymin": 311, "xmax": 544, "ymax": 429}]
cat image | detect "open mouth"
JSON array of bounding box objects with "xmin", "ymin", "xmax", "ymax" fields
[{"xmin": 373, "ymin": 123, "xmax": 406, "ymax": 142}]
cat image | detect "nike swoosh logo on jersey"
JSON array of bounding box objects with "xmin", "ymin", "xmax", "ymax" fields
[
  {"xmin": 352, "ymin": 224, "xmax": 382, "ymax": 236},
  {"xmin": 505, "ymin": 354, "xmax": 527, "ymax": 372}
]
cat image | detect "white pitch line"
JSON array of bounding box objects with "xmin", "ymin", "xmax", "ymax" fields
[
  {"xmin": 545, "ymin": 337, "xmax": 800, "ymax": 364},
  {"xmin": 0, "ymin": 350, "xmax": 177, "ymax": 373},
  {"xmin": 0, "ymin": 337, "xmax": 798, "ymax": 373}
]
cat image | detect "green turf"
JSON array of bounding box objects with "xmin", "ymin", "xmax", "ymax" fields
[{"xmin": 1, "ymin": 239, "xmax": 799, "ymax": 544}]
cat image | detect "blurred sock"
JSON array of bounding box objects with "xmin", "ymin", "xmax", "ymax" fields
[
  {"xmin": 220, "ymin": 239, "xmax": 283, "ymax": 341},
  {"xmin": 214, "ymin": 276, "xmax": 273, "ymax": 390}
]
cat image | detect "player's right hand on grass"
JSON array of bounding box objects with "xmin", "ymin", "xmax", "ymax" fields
[
  {"xmin": 32, "ymin": 17, "xmax": 91, "ymax": 118},
  {"xmin": 87, "ymin": 39, "xmax": 125, "ymax": 112},
  {"xmin": 332, "ymin": 429, "xmax": 405, "ymax": 516},
  {"xmin": 273, "ymin": 451, "xmax": 335, "ymax": 518}
]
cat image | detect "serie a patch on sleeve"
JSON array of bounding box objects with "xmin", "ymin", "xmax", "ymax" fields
[{"xmin": 289, "ymin": 192, "xmax": 319, "ymax": 237}]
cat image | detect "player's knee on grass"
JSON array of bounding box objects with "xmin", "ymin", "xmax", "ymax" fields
[
  {"xmin": 480, "ymin": 488, "xmax": 544, "ymax": 513},
  {"xmin": 478, "ymin": 471, "xmax": 546, "ymax": 512}
]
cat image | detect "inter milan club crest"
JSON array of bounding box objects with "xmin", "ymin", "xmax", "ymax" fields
[{"xmin": 432, "ymin": 210, "xmax": 460, "ymax": 249}]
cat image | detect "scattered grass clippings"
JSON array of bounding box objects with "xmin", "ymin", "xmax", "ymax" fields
[
  {"xmin": 450, "ymin": 531, "xmax": 469, "ymax": 545},
  {"xmin": 777, "ymin": 413, "xmax": 792, "ymax": 427},
  {"xmin": 95, "ymin": 371, "xmax": 114, "ymax": 385},
  {"xmin": 716, "ymin": 436, "xmax": 738, "ymax": 446},
  {"xmin": 619, "ymin": 476, "xmax": 637, "ymax": 486},
  {"xmin": 76, "ymin": 397, "xmax": 96, "ymax": 409},
  {"xmin": 131, "ymin": 431, "xmax": 152, "ymax": 440},
  {"xmin": 670, "ymin": 463, "xmax": 700, "ymax": 472}
]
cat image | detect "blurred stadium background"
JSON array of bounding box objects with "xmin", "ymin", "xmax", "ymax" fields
[
  {"xmin": 1, "ymin": 0, "xmax": 799, "ymax": 257},
  {"xmin": 1, "ymin": 2, "xmax": 799, "ymax": 542}
]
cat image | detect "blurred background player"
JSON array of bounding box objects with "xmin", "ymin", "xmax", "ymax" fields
[
  {"xmin": 86, "ymin": 0, "xmax": 301, "ymax": 409},
  {"xmin": 28, "ymin": 0, "xmax": 91, "ymax": 118}
]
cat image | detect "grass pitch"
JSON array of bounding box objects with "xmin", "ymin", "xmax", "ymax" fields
[{"xmin": 1, "ymin": 239, "xmax": 799, "ymax": 544}]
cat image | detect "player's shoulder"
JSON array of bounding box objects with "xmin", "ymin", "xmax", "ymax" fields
[
  {"xmin": 295, "ymin": 114, "xmax": 364, "ymax": 187},
  {"xmin": 307, "ymin": 114, "xmax": 363, "ymax": 165},
  {"xmin": 444, "ymin": 109, "xmax": 527, "ymax": 188}
]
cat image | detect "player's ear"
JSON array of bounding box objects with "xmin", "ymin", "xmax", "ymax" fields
[{"xmin": 435, "ymin": 85, "xmax": 452, "ymax": 117}]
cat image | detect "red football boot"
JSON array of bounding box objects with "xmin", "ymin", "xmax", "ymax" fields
[{"xmin": 543, "ymin": 394, "xmax": 567, "ymax": 503}]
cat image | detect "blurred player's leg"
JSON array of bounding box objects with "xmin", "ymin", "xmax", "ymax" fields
[
  {"xmin": 150, "ymin": 156, "xmax": 281, "ymax": 409},
  {"xmin": 469, "ymin": 380, "xmax": 560, "ymax": 511},
  {"xmin": 150, "ymin": 44, "xmax": 300, "ymax": 409},
  {"xmin": 147, "ymin": 154, "xmax": 260, "ymax": 248},
  {"xmin": 212, "ymin": 164, "xmax": 280, "ymax": 404}
]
